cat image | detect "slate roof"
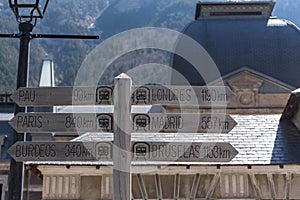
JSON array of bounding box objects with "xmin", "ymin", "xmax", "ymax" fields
[
  {"xmin": 27, "ymin": 114, "xmax": 300, "ymax": 166},
  {"xmin": 171, "ymin": 16, "xmax": 300, "ymax": 87}
]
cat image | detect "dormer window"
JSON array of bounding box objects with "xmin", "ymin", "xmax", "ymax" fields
[{"xmin": 195, "ymin": 1, "xmax": 275, "ymax": 20}]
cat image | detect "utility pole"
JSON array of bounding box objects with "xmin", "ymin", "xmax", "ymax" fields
[
  {"xmin": 8, "ymin": 22, "xmax": 33, "ymax": 200},
  {"xmin": 0, "ymin": 1, "xmax": 99, "ymax": 199}
]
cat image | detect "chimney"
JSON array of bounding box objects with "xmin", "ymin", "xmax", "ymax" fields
[
  {"xmin": 39, "ymin": 59, "xmax": 55, "ymax": 87},
  {"xmin": 281, "ymin": 89, "xmax": 300, "ymax": 132},
  {"xmin": 32, "ymin": 59, "xmax": 55, "ymax": 141}
]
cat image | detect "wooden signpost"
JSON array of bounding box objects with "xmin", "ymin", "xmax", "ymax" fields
[
  {"xmin": 133, "ymin": 141, "xmax": 238, "ymax": 162},
  {"xmin": 132, "ymin": 113, "xmax": 237, "ymax": 133},
  {"xmin": 8, "ymin": 141, "xmax": 238, "ymax": 163},
  {"xmin": 10, "ymin": 85, "xmax": 234, "ymax": 106},
  {"xmin": 8, "ymin": 74, "xmax": 238, "ymax": 200},
  {"xmin": 9, "ymin": 113, "xmax": 113, "ymax": 133},
  {"xmin": 132, "ymin": 85, "xmax": 235, "ymax": 105},
  {"xmin": 113, "ymin": 73, "xmax": 132, "ymax": 200},
  {"xmin": 10, "ymin": 86, "xmax": 113, "ymax": 106},
  {"xmin": 9, "ymin": 113, "xmax": 237, "ymax": 133},
  {"xmin": 7, "ymin": 141, "xmax": 113, "ymax": 162}
]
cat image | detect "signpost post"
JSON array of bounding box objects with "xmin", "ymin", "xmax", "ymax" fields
[{"xmin": 113, "ymin": 73, "xmax": 132, "ymax": 200}]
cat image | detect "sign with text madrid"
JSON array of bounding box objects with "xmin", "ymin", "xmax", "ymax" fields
[
  {"xmin": 9, "ymin": 113, "xmax": 113, "ymax": 133},
  {"xmin": 8, "ymin": 141, "xmax": 238, "ymax": 162},
  {"xmin": 10, "ymin": 86, "xmax": 113, "ymax": 106},
  {"xmin": 9, "ymin": 113, "xmax": 237, "ymax": 133},
  {"xmin": 132, "ymin": 113, "xmax": 237, "ymax": 133}
]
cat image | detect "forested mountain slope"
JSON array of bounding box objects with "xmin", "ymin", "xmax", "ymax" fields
[{"xmin": 0, "ymin": 0, "xmax": 298, "ymax": 92}]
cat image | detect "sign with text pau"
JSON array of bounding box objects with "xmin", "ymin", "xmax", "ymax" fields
[
  {"xmin": 8, "ymin": 141, "xmax": 238, "ymax": 162},
  {"xmin": 9, "ymin": 113, "xmax": 237, "ymax": 133},
  {"xmin": 10, "ymin": 86, "xmax": 113, "ymax": 106},
  {"xmin": 10, "ymin": 85, "xmax": 234, "ymax": 106}
]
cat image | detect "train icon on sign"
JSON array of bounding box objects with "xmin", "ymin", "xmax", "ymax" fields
[
  {"xmin": 132, "ymin": 114, "xmax": 150, "ymax": 132},
  {"xmin": 96, "ymin": 86, "xmax": 113, "ymax": 104},
  {"xmin": 132, "ymin": 86, "xmax": 150, "ymax": 104},
  {"xmin": 95, "ymin": 142, "xmax": 112, "ymax": 161},
  {"xmin": 133, "ymin": 142, "xmax": 150, "ymax": 160},
  {"xmin": 97, "ymin": 114, "xmax": 113, "ymax": 132}
]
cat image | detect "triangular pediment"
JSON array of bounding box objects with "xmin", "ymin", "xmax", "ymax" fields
[{"xmin": 210, "ymin": 67, "xmax": 295, "ymax": 93}]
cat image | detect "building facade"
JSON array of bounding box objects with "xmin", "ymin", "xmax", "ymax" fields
[
  {"xmin": 3, "ymin": 1, "xmax": 300, "ymax": 199},
  {"xmin": 28, "ymin": 1, "xmax": 300, "ymax": 200}
]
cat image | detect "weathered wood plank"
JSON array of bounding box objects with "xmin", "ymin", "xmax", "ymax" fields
[
  {"xmin": 132, "ymin": 85, "xmax": 234, "ymax": 106},
  {"xmin": 11, "ymin": 86, "xmax": 113, "ymax": 106},
  {"xmin": 9, "ymin": 113, "xmax": 113, "ymax": 133},
  {"xmin": 9, "ymin": 141, "xmax": 238, "ymax": 162},
  {"xmin": 132, "ymin": 113, "xmax": 237, "ymax": 133}
]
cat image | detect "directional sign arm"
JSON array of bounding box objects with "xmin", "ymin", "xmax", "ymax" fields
[
  {"xmin": 132, "ymin": 113, "xmax": 237, "ymax": 133},
  {"xmin": 10, "ymin": 85, "xmax": 235, "ymax": 107},
  {"xmin": 10, "ymin": 86, "xmax": 113, "ymax": 106},
  {"xmin": 132, "ymin": 142, "xmax": 238, "ymax": 162},
  {"xmin": 9, "ymin": 113, "xmax": 114, "ymax": 133},
  {"xmin": 8, "ymin": 142, "xmax": 113, "ymax": 162},
  {"xmin": 8, "ymin": 141, "xmax": 238, "ymax": 162},
  {"xmin": 131, "ymin": 85, "xmax": 235, "ymax": 106}
]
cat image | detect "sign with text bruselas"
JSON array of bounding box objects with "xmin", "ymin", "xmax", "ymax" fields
[{"xmin": 8, "ymin": 141, "xmax": 238, "ymax": 163}]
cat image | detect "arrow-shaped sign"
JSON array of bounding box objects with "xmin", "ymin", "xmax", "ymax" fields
[
  {"xmin": 132, "ymin": 141, "xmax": 238, "ymax": 162},
  {"xmin": 132, "ymin": 113, "xmax": 237, "ymax": 133},
  {"xmin": 7, "ymin": 141, "xmax": 113, "ymax": 162},
  {"xmin": 11, "ymin": 85, "xmax": 235, "ymax": 107},
  {"xmin": 132, "ymin": 86, "xmax": 235, "ymax": 106},
  {"xmin": 9, "ymin": 113, "xmax": 113, "ymax": 133},
  {"xmin": 8, "ymin": 141, "xmax": 238, "ymax": 162},
  {"xmin": 10, "ymin": 86, "xmax": 113, "ymax": 106},
  {"xmin": 9, "ymin": 113, "xmax": 237, "ymax": 134}
]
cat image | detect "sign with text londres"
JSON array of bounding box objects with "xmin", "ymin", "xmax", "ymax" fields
[
  {"xmin": 131, "ymin": 85, "xmax": 234, "ymax": 106},
  {"xmin": 10, "ymin": 85, "xmax": 235, "ymax": 107}
]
